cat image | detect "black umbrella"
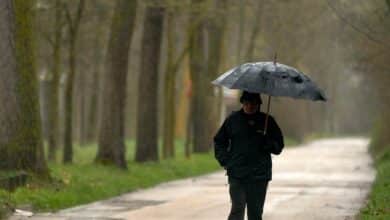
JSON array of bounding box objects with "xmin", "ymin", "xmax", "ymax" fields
[{"xmin": 212, "ymin": 61, "xmax": 327, "ymax": 134}]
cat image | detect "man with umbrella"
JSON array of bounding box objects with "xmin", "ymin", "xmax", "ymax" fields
[
  {"xmin": 212, "ymin": 61, "xmax": 326, "ymax": 220},
  {"xmin": 214, "ymin": 91, "xmax": 283, "ymax": 220}
]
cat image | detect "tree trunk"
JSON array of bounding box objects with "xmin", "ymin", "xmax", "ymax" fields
[
  {"xmin": 245, "ymin": 0, "xmax": 263, "ymax": 61},
  {"xmin": 162, "ymin": 12, "xmax": 176, "ymax": 159},
  {"xmin": 76, "ymin": 63, "xmax": 86, "ymax": 145},
  {"xmin": 0, "ymin": 0, "xmax": 48, "ymax": 175},
  {"xmin": 207, "ymin": 0, "xmax": 227, "ymax": 135},
  {"xmin": 135, "ymin": 6, "xmax": 165, "ymax": 162},
  {"xmin": 162, "ymin": 12, "xmax": 190, "ymax": 159},
  {"xmin": 63, "ymin": 0, "xmax": 85, "ymax": 164},
  {"xmin": 95, "ymin": 0, "xmax": 137, "ymax": 169},
  {"xmin": 185, "ymin": 88, "xmax": 194, "ymax": 158},
  {"xmin": 85, "ymin": 16, "xmax": 105, "ymax": 144},
  {"xmin": 63, "ymin": 37, "xmax": 75, "ymax": 164},
  {"xmin": 237, "ymin": 0, "xmax": 246, "ymax": 63},
  {"xmin": 39, "ymin": 75, "xmax": 50, "ymax": 142},
  {"xmin": 83, "ymin": 66, "xmax": 99, "ymax": 144},
  {"xmin": 179, "ymin": 56, "xmax": 192, "ymax": 158},
  {"xmin": 189, "ymin": 0, "xmax": 214, "ymax": 153},
  {"xmin": 48, "ymin": 0, "xmax": 63, "ymax": 161},
  {"xmin": 86, "ymin": 69, "xmax": 99, "ymax": 142}
]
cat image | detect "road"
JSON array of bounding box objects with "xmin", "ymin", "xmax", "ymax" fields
[{"xmin": 11, "ymin": 138, "xmax": 375, "ymax": 220}]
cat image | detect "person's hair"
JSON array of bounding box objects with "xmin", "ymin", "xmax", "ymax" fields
[{"xmin": 240, "ymin": 91, "xmax": 262, "ymax": 104}]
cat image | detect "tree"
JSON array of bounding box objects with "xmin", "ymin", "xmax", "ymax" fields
[
  {"xmin": 47, "ymin": 0, "xmax": 64, "ymax": 161},
  {"xmin": 63, "ymin": 0, "xmax": 85, "ymax": 163},
  {"xmin": 188, "ymin": 0, "xmax": 216, "ymax": 153},
  {"xmin": 95, "ymin": 0, "xmax": 137, "ymax": 168},
  {"xmin": 135, "ymin": 4, "xmax": 165, "ymax": 162},
  {"xmin": 245, "ymin": 0, "xmax": 263, "ymax": 61},
  {"xmin": 162, "ymin": 6, "xmax": 190, "ymax": 159},
  {"xmin": 162, "ymin": 11, "xmax": 177, "ymax": 159},
  {"xmin": 0, "ymin": 0, "xmax": 48, "ymax": 175},
  {"xmin": 237, "ymin": 0, "xmax": 246, "ymax": 63},
  {"xmin": 207, "ymin": 0, "xmax": 227, "ymax": 135}
]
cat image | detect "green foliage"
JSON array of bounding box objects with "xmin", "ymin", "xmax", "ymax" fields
[
  {"xmin": 5, "ymin": 138, "xmax": 299, "ymax": 212},
  {"xmin": 0, "ymin": 190, "xmax": 13, "ymax": 219},
  {"xmin": 0, "ymin": 170, "xmax": 19, "ymax": 179},
  {"xmin": 360, "ymin": 119, "xmax": 390, "ymax": 219},
  {"xmin": 359, "ymin": 112, "xmax": 390, "ymax": 219},
  {"xmin": 7, "ymin": 141, "xmax": 220, "ymax": 212},
  {"xmin": 369, "ymin": 119, "xmax": 390, "ymax": 160},
  {"xmin": 359, "ymin": 147, "xmax": 390, "ymax": 219},
  {"xmin": 283, "ymin": 137, "xmax": 300, "ymax": 146},
  {"xmin": 0, "ymin": 206, "xmax": 4, "ymax": 219}
]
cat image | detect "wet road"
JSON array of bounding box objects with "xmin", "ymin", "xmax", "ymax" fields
[{"xmin": 11, "ymin": 138, "xmax": 375, "ymax": 220}]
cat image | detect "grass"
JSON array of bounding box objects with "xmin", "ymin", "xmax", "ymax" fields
[
  {"xmin": 359, "ymin": 145, "xmax": 390, "ymax": 219},
  {"xmin": 0, "ymin": 140, "xmax": 221, "ymax": 215},
  {"xmin": 0, "ymin": 191, "xmax": 10, "ymax": 219},
  {"xmin": 283, "ymin": 137, "xmax": 300, "ymax": 146},
  {"xmin": 0, "ymin": 171, "xmax": 21, "ymax": 179},
  {"xmin": 0, "ymin": 137, "xmax": 300, "ymax": 217}
]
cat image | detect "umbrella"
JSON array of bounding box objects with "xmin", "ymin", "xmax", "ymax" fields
[{"xmin": 212, "ymin": 61, "xmax": 327, "ymax": 134}]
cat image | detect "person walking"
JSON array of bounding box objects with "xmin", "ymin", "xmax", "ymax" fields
[{"xmin": 214, "ymin": 91, "xmax": 284, "ymax": 220}]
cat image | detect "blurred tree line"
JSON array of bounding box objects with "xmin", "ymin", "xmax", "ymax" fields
[{"xmin": 0, "ymin": 0, "xmax": 388, "ymax": 175}]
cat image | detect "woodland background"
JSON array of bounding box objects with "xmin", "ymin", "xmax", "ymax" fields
[{"xmin": 0, "ymin": 0, "xmax": 388, "ymax": 179}]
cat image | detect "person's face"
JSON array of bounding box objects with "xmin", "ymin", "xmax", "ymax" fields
[{"xmin": 242, "ymin": 100, "xmax": 260, "ymax": 114}]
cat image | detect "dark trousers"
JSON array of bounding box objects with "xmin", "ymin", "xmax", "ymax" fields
[{"xmin": 227, "ymin": 179, "xmax": 268, "ymax": 220}]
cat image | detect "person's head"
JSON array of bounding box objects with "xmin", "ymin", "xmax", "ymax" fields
[{"xmin": 240, "ymin": 91, "xmax": 262, "ymax": 114}]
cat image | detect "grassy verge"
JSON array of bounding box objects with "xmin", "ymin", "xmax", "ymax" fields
[
  {"xmin": 359, "ymin": 146, "xmax": 390, "ymax": 219},
  {"xmin": 0, "ymin": 140, "xmax": 220, "ymax": 215},
  {"xmin": 0, "ymin": 138, "xmax": 299, "ymax": 217},
  {"xmin": 0, "ymin": 191, "xmax": 9, "ymax": 219}
]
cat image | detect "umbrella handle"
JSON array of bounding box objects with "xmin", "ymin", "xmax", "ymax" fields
[
  {"xmin": 263, "ymin": 95, "xmax": 272, "ymax": 135},
  {"xmin": 264, "ymin": 52, "xmax": 275, "ymax": 135}
]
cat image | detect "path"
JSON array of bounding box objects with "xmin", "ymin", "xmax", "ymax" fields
[{"xmin": 10, "ymin": 138, "xmax": 375, "ymax": 220}]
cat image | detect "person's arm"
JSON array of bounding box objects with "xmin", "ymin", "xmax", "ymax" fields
[
  {"xmin": 214, "ymin": 117, "xmax": 231, "ymax": 167},
  {"xmin": 264, "ymin": 116, "xmax": 284, "ymax": 155}
]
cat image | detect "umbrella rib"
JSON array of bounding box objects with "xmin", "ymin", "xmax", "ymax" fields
[
  {"xmin": 229, "ymin": 65, "xmax": 256, "ymax": 90},
  {"xmin": 213, "ymin": 62, "xmax": 327, "ymax": 102}
]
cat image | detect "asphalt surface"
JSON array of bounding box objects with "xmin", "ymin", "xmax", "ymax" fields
[{"xmin": 10, "ymin": 138, "xmax": 375, "ymax": 220}]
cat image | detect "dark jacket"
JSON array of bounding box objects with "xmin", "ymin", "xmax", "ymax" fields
[{"xmin": 214, "ymin": 109, "xmax": 284, "ymax": 181}]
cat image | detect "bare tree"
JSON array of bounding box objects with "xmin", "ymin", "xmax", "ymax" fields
[
  {"xmin": 162, "ymin": 11, "xmax": 177, "ymax": 159},
  {"xmin": 188, "ymin": 0, "xmax": 217, "ymax": 153},
  {"xmin": 207, "ymin": 0, "xmax": 227, "ymax": 134},
  {"xmin": 95, "ymin": 0, "xmax": 137, "ymax": 169},
  {"xmin": 47, "ymin": 0, "xmax": 64, "ymax": 161},
  {"xmin": 162, "ymin": 6, "xmax": 190, "ymax": 159},
  {"xmin": 63, "ymin": 0, "xmax": 85, "ymax": 164},
  {"xmin": 135, "ymin": 4, "xmax": 165, "ymax": 162},
  {"xmin": 245, "ymin": 0, "xmax": 263, "ymax": 61},
  {"xmin": 0, "ymin": 0, "xmax": 48, "ymax": 175}
]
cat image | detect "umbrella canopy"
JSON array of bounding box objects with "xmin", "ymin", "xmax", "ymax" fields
[{"xmin": 212, "ymin": 62, "xmax": 327, "ymax": 101}]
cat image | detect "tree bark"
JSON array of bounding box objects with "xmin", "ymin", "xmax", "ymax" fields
[
  {"xmin": 63, "ymin": 0, "xmax": 85, "ymax": 164},
  {"xmin": 162, "ymin": 11, "xmax": 190, "ymax": 159},
  {"xmin": 245, "ymin": 0, "xmax": 263, "ymax": 61},
  {"xmin": 189, "ymin": 0, "xmax": 214, "ymax": 153},
  {"xmin": 207, "ymin": 0, "xmax": 227, "ymax": 135},
  {"xmin": 162, "ymin": 12, "xmax": 176, "ymax": 159},
  {"xmin": 48, "ymin": 0, "xmax": 63, "ymax": 161},
  {"xmin": 95, "ymin": 0, "xmax": 137, "ymax": 169},
  {"xmin": 0, "ymin": 0, "xmax": 48, "ymax": 175},
  {"xmin": 237, "ymin": 0, "xmax": 246, "ymax": 63},
  {"xmin": 135, "ymin": 6, "xmax": 165, "ymax": 162}
]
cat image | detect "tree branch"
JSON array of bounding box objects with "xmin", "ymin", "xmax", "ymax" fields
[
  {"xmin": 325, "ymin": 0, "xmax": 390, "ymax": 50},
  {"xmin": 64, "ymin": 0, "xmax": 85, "ymax": 35}
]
